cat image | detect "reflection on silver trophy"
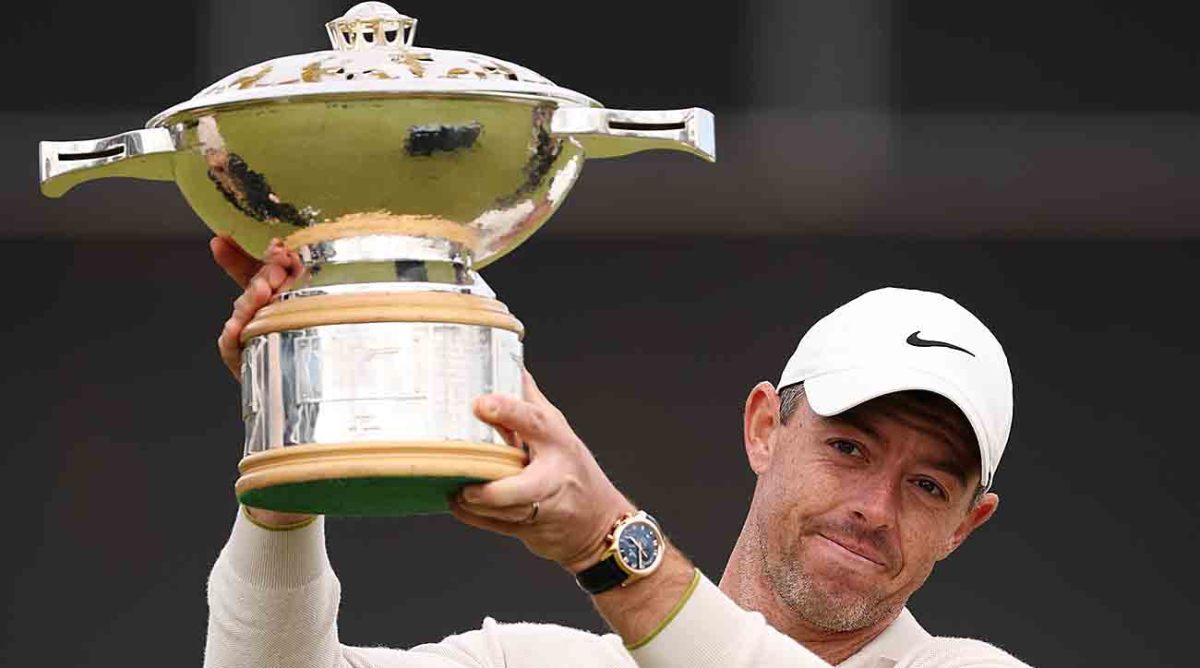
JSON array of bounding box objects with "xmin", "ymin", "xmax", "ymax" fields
[{"xmin": 39, "ymin": 2, "xmax": 715, "ymax": 515}]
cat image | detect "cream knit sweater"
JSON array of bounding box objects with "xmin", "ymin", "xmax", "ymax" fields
[{"xmin": 205, "ymin": 511, "xmax": 1031, "ymax": 668}]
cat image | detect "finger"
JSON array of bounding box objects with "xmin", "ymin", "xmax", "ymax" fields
[
  {"xmin": 221, "ymin": 265, "xmax": 282, "ymax": 380},
  {"xmin": 473, "ymin": 394, "xmax": 555, "ymax": 441},
  {"xmin": 210, "ymin": 236, "xmax": 261, "ymax": 289},
  {"xmin": 218, "ymin": 317, "xmax": 243, "ymax": 380},
  {"xmin": 261, "ymin": 262, "xmax": 289, "ymax": 291},
  {"xmin": 481, "ymin": 412, "xmax": 521, "ymax": 450},
  {"xmin": 263, "ymin": 238, "xmax": 305, "ymax": 268},
  {"xmin": 521, "ymin": 368, "xmax": 551, "ymax": 407},
  {"xmin": 448, "ymin": 499, "xmax": 523, "ymax": 538},
  {"xmin": 283, "ymin": 247, "xmax": 306, "ymax": 282},
  {"xmin": 459, "ymin": 459, "xmax": 556, "ymax": 508},
  {"xmin": 265, "ymin": 243, "xmax": 308, "ymax": 293},
  {"xmin": 495, "ymin": 424, "xmax": 522, "ymax": 450},
  {"xmin": 222, "ymin": 283, "xmax": 267, "ymax": 373},
  {"xmin": 453, "ymin": 497, "xmax": 540, "ymax": 524},
  {"xmin": 263, "ymin": 240, "xmax": 293, "ymax": 269},
  {"xmin": 232, "ymin": 274, "xmax": 273, "ymax": 320},
  {"xmin": 472, "ymin": 391, "xmax": 523, "ymax": 450}
]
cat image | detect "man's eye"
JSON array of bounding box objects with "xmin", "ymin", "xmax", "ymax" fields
[
  {"xmin": 914, "ymin": 478, "xmax": 946, "ymax": 499},
  {"xmin": 831, "ymin": 440, "xmax": 864, "ymax": 458}
]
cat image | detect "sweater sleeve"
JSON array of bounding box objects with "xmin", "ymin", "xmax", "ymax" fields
[
  {"xmin": 627, "ymin": 574, "xmax": 833, "ymax": 668},
  {"xmin": 203, "ymin": 508, "xmax": 504, "ymax": 668}
]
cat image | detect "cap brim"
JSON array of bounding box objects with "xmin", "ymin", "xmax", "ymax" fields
[{"xmin": 803, "ymin": 366, "xmax": 994, "ymax": 490}]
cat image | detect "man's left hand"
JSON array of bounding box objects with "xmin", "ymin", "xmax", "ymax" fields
[{"xmin": 450, "ymin": 370, "xmax": 635, "ymax": 573}]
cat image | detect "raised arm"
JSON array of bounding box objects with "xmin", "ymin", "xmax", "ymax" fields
[
  {"xmin": 204, "ymin": 510, "xmax": 343, "ymax": 667},
  {"xmin": 451, "ymin": 375, "xmax": 835, "ymax": 668}
]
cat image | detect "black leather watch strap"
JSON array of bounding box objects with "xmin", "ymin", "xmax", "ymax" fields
[{"xmin": 576, "ymin": 555, "xmax": 629, "ymax": 595}]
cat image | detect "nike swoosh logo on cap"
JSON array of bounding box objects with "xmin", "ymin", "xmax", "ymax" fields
[{"xmin": 906, "ymin": 331, "xmax": 976, "ymax": 357}]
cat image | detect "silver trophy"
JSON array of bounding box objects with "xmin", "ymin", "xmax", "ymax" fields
[{"xmin": 39, "ymin": 2, "xmax": 715, "ymax": 515}]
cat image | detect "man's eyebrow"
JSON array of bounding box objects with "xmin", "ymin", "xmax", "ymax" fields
[
  {"xmin": 824, "ymin": 413, "xmax": 880, "ymax": 440},
  {"xmin": 925, "ymin": 458, "xmax": 970, "ymax": 490}
]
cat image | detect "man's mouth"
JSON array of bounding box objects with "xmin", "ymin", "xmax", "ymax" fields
[{"xmin": 817, "ymin": 533, "xmax": 889, "ymax": 570}]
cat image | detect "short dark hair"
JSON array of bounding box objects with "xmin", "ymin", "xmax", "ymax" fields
[
  {"xmin": 776, "ymin": 383, "xmax": 987, "ymax": 506},
  {"xmin": 778, "ymin": 382, "xmax": 807, "ymax": 426}
]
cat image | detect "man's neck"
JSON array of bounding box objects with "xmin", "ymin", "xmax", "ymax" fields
[{"xmin": 718, "ymin": 525, "xmax": 902, "ymax": 666}]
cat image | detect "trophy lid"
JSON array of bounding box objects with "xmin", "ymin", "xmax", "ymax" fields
[{"xmin": 149, "ymin": 2, "xmax": 598, "ymax": 126}]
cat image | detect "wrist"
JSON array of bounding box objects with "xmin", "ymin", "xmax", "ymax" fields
[
  {"xmin": 574, "ymin": 508, "xmax": 667, "ymax": 595},
  {"xmin": 243, "ymin": 505, "xmax": 316, "ymax": 530},
  {"xmin": 564, "ymin": 498, "xmax": 637, "ymax": 574},
  {"xmin": 591, "ymin": 549, "xmax": 699, "ymax": 648}
]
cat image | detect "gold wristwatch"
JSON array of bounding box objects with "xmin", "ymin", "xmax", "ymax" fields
[{"xmin": 576, "ymin": 510, "xmax": 665, "ymax": 594}]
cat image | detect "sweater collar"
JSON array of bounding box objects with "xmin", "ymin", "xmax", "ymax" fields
[{"xmin": 837, "ymin": 608, "xmax": 931, "ymax": 668}]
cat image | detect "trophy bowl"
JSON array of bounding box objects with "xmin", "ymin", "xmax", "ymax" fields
[{"xmin": 39, "ymin": 2, "xmax": 715, "ymax": 516}]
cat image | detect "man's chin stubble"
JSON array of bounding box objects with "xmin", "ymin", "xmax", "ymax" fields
[
  {"xmin": 757, "ymin": 528, "xmax": 892, "ymax": 632},
  {"xmin": 776, "ymin": 565, "xmax": 886, "ymax": 632}
]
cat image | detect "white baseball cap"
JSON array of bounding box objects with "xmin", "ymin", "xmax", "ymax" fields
[{"xmin": 778, "ymin": 287, "xmax": 1013, "ymax": 490}]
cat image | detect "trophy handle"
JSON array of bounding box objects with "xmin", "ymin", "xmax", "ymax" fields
[
  {"xmin": 550, "ymin": 107, "xmax": 715, "ymax": 162},
  {"xmin": 39, "ymin": 128, "xmax": 177, "ymax": 198}
]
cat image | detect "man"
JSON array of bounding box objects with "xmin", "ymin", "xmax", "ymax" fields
[{"xmin": 206, "ymin": 237, "xmax": 1031, "ymax": 667}]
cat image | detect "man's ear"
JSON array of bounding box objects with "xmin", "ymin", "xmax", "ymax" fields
[
  {"xmin": 938, "ymin": 492, "xmax": 999, "ymax": 560},
  {"xmin": 744, "ymin": 381, "xmax": 782, "ymax": 475}
]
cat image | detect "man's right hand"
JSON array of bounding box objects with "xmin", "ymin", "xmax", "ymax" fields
[
  {"xmin": 210, "ymin": 234, "xmax": 310, "ymax": 528},
  {"xmin": 210, "ymin": 235, "xmax": 301, "ymax": 381}
]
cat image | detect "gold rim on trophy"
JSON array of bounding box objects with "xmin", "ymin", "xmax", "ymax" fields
[
  {"xmin": 240, "ymin": 291, "xmax": 524, "ymax": 342},
  {"xmin": 283, "ymin": 213, "xmax": 482, "ymax": 253},
  {"xmin": 237, "ymin": 441, "xmax": 527, "ymax": 494}
]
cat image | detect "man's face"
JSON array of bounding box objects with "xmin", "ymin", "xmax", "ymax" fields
[{"xmin": 744, "ymin": 385, "xmax": 998, "ymax": 632}]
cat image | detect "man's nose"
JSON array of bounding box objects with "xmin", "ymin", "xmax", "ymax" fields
[{"xmin": 850, "ymin": 472, "xmax": 901, "ymax": 530}]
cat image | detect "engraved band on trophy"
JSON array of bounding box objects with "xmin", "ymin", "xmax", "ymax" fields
[{"xmin": 38, "ymin": 2, "xmax": 716, "ymax": 516}]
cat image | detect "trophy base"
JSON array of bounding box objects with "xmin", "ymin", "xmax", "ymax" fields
[{"xmin": 235, "ymin": 441, "xmax": 526, "ymax": 516}]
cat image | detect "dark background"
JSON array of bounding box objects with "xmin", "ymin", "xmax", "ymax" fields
[{"xmin": 3, "ymin": 2, "xmax": 1197, "ymax": 666}]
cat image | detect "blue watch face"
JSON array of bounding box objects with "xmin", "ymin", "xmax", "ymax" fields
[{"xmin": 617, "ymin": 521, "xmax": 661, "ymax": 572}]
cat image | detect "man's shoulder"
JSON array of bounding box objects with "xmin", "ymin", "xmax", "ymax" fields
[{"xmin": 898, "ymin": 635, "xmax": 1032, "ymax": 668}]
